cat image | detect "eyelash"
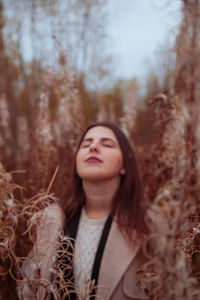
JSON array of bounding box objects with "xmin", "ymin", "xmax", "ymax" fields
[{"xmin": 82, "ymin": 144, "xmax": 113, "ymax": 148}]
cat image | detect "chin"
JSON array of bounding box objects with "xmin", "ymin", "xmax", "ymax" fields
[
  {"xmin": 79, "ymin": 172, "xmax": 120, "ymax": 183},
  {"xmin": 78, "ymin": 170, "xmax": 103, "ymax": 179},
  {"xmin": 80, "ymin": 174, "xmax": 106, "ymax": 182}
]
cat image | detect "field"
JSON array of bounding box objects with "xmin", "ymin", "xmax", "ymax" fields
[{"xmin": 0, "ymin": 0, "xmax": 200, "ymax": 299}]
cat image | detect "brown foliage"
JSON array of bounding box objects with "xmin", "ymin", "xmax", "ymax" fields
[{"xmin": 0, "ymin": 0, "xmax": 200, "ymax": 299}]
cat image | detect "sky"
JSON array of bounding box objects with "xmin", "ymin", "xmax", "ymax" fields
[
  {"xmin": 106, "ymin": 0, "xmax": 182, "ymax": 81},
  {"xmin": 8, "ymin": 0, "xmax": 183, "ymax": 88}
]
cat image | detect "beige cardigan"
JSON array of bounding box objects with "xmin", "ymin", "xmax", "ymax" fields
[{"xmin": 18, "ymin": 204, "xmax": 148, "ymax": 300}]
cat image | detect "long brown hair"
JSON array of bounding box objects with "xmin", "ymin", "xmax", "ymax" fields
[{"xmin": 61, "ymin": 122, "xmax": 146, "ymax": 240}]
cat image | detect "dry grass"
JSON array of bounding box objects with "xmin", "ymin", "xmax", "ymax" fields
[{"xmin": 0, "ymin": 1, "xmax": 200, "ymax": 299}]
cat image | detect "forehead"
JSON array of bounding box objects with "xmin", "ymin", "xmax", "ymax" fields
[{"xmin": 84, "ymin": 126, "xmax": 117, "ymax": 141}]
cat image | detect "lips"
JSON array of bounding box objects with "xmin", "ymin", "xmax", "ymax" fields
[{"xmin": 85, "ymin": 156, "xmax": 103, "ymax": 163}]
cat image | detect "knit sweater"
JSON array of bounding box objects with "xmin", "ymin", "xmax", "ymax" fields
[{"xmin": 73, "ymin": 208, "xmax": 107, "ymax": 299}]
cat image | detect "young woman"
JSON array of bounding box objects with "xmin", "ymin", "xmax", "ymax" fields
[{"xmin": 18, "ymin": 122, "xmax": 148, "ymax": 300}]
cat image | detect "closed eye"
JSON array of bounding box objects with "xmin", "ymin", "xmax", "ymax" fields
[{"xmin": 81, "ymin": 143, "xmax": 90, "ymax": 148}]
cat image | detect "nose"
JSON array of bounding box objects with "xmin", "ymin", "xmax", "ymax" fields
[{"xmin": 89, "ymin": 141, "xmax": 99, "ymax": 153}]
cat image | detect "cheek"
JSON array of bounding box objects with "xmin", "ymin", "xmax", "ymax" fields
[
  {"xmin": 75, "ymin": 152, "xmax": 83, "ymax": 173},
  {"xmin": 109, "ymin": 153, "xmax": 123, "ymax": 169},
  {"xmin": 117, "ymin": 156, "xmax": 123, "ymax": 169}
]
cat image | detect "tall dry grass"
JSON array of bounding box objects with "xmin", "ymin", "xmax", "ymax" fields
[
  {"xmin": 0, "ymin": 0, "xmax": 200, "ymax": 299},
  {"xmin": 137, "ymin": 1, "xmax": 200, "ymax": 299},
  {"xmin": 0, "ymin": 51, "xmax": 85, "ymax": 298}
]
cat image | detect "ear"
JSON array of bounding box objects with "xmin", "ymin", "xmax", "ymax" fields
[{"xmin": 120, "ymin": 168, "xmax": 126, "ymax": 175}]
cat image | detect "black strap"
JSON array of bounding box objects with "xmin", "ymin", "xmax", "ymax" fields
[
  {"xmin": 90, "ymin": 215, "xmax": 113, "ymax": 298},
  {"xmin": 53, "ymin": 209, "xmax": 112, "ymax": 300},
  {"xmin": 50, "ymin": 209, "xmax": 82, "ymax": 300},
  {"xmin": 63, "ymin": 208, "xmax": 82, "ymax": 300},
  {"xmin": 65, "ymin": 207, "xmax": 82, "ymax": 240}
]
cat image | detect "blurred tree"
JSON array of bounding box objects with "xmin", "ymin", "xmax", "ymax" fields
[
  {"xmin": 134, "ymin": 105, "xmax": 157, "ymax": 145},
  {"xmin": 145, "ymin": 71, "xmax": 163, "ymax": 99},
  {"xmin": 173, "ymin": 0, "xmax": 200, "ymax": 99},
  {"xmin": 0, "ymin": 0, "xmax": 20, "ymax": 167},
  {"xmin": 0, "ymin": 0, "xmax": 5, "ymax": 92},
  {"xmin": 2, "ymin": 0, "xmax": 111, "ymax": 88},
  {"xmin": 98, "ymin": 80, "xmax": 124, "ymax": 123},
  {"xmin": 76, "ymin": 74, "xmax": 98, "ymax": 127},
  {"xmin": 0, "ymin": 0, "xmax": 112, "ymax": 177}
]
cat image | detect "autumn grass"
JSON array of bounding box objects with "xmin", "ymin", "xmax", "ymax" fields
[{"xmin": 0, "ymin": 1, "xmax": 200, "ymax": 298}]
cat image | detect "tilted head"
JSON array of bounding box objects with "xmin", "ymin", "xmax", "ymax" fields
[{"xmin": 62, "ymin": 122, "xmax": 146, "ymax": 237}]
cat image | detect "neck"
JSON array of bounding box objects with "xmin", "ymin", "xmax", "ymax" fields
[{"xmin": 82, "ymin": 177, "xmax": 120, "ymax": 220}]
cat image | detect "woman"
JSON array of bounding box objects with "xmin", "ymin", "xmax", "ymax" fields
[{"xmin": 18, "ymin": 122, "xmax": 148, "ymax": 300}]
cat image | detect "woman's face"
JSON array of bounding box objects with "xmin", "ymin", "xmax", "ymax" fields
[{"xmin": 76, "ymin": 126, "xmax": 124, "ymax": 182}]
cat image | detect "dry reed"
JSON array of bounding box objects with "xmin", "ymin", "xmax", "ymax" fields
[{"xmin": 0, "ymin": 1, "xmax": 200, "ymax": 299}]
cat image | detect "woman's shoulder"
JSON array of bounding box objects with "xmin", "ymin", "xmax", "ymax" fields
[{"xmin": 113, "ymin": 218, "xmax": 147, "ymax": 245}]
